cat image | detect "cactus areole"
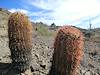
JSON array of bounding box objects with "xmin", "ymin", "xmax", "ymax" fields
[
  {"xmin": 8, "ymin": 12, "xmax": 33, "ymax": 73},
  {"xmin": 49, "ymin": 26, "xmax": 84, "ymax": 75}
]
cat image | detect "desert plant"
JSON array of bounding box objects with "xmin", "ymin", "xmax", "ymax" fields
[
  {"xmin": 49, "ymin": 26, "xmax": 84, "ymax": 75},
  {"xmin": 8, "ymin": 12, "xmax": 33, "ymax": 73},
  {"xmin": 35, "ymin": 24, "xmax": 54, "ymax": 37}
]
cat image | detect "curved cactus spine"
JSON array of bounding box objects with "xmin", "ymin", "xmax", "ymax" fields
[
  {"xmin": 49, "ymin": 26, "xmax": 84, "ymax": 75},
  {"xmin": 8, "ymin": 12, "xmax": 33, "ymax": 73}
]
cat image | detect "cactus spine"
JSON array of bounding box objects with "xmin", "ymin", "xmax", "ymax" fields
[
  {"xmin": 8, "ymin": 12, "xmax": 33, "ymax": 73},
  {"xmin": 49, "ymin": 26, "xmax": 84, "ymax": 75}
]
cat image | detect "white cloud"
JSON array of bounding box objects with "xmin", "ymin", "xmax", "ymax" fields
[
  {"xmin": 8, "ymin": 8, "xmax": 53, "ymax": 18},
  {"xmin": 27, "ymin": 0, "xmax": 61, "ymax": 10},
  {"xmin": 8, "ymin": 8, "xmax": 29, "ymax": 15},
  {"xmin": 9, "ymin": 0, "xmax": 100, "ymax": 28},
  {"xmin": 27, "ymin": 0, "xmax": 100, "ymax": 24},
  {"xmin": 8, "ymin": 8, "xmax": 56, "ymax": 24}
]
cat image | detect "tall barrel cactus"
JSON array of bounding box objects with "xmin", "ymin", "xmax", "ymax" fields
[
  {"xmin": 49, "ymin": 26, "xmax": 84, "ymax": 75},
  {"xmin": 8, "ymin": 12, "xmax": 33, "ymax": 73}
]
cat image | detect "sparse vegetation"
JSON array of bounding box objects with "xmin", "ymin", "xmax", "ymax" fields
[{"xmin": 35, "ymin": 22, "xmax": 56, "ymax": 37}]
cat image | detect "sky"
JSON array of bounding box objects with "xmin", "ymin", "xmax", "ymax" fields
[{"xmin": 0, "ymin": 0, "xmax": 100, "ymax": 29}]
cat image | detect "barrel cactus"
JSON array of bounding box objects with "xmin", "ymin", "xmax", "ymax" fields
[
  {"xmin": 49, "ymin": 26, "xmax": 84, "ymax": 75},
  {"xmin": 8, "ymin": 12, "xmax": 33, "ymax": 73}
]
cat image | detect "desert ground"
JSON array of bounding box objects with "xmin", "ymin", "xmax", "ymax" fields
[{"xmin": 0, "ymin": 8, "xmax": 100, "ymax": 75}]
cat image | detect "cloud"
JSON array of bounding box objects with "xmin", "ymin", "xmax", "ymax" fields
[
  {"xmin": 8, "ymin": 8, "xmax": 29, "ymax": 14},
  {"xmin": 9, "ymin": 0, "xmax": 100, "ymax": 28},
  {"xmin": 26, "ymin": 0, "xmax": 61, "ymax": 10},
  {"xmin": 27, "ymin": 0, "xmax": 100, "ymax": 16},
  {"xmin": 8, "ymin": 8, "xmax": 56, "ymax": 24}
]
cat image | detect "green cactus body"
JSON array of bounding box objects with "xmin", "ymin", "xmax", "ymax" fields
[
  {"xmin": 49, "ymin": 26, "xmax": 84, "ymax": 75},
  {"xmin": 8, "ymin": 12, "xmax": 33, "ymax": 73}
]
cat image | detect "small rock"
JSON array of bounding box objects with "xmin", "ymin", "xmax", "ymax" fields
[{"xmin": 84, "ymin": 71, "xmax": 91, "ymax": 75}]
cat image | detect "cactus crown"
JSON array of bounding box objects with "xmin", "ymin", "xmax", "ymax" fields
[
  {"xmin": 55, "ymin": 26, "xmax": 84, "ymax": 50},
  {"xmin": 8, "ymin": 12, "xmax": 32, "ymax": 32},
  {"xmin": 57, "ymin": 26, "xmax": 83, "ymax": 40}
]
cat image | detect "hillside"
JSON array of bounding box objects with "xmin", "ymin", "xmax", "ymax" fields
[
  {"xmin": 0, "ymin": 8, "xmax": 100, "ymax": 75},
  {"xmin": 0, "ymin": 8, "xmax": 10, "ymax": 63}
]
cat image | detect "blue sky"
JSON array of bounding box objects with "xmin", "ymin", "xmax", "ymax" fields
[{"xmin": 0, "ymin": 0, "xmax": 100, "ymax": 29}]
